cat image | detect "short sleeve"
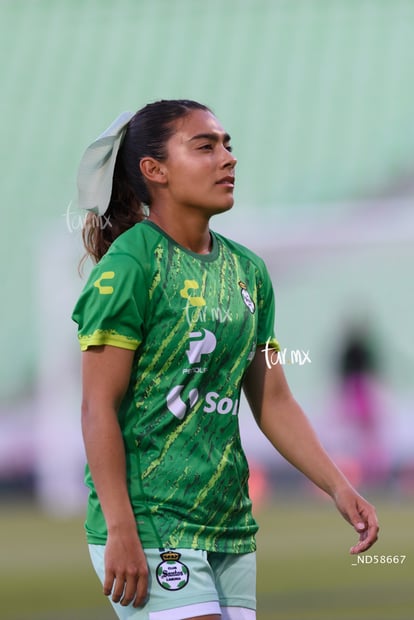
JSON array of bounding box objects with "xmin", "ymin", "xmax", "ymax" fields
[
  {"xmin": 256, "ymin": 259, "xmax": 280, "ymax": 351},
  {"xmin": 72, "ymin": 252, "xmax": 147, "ymax": 351}
]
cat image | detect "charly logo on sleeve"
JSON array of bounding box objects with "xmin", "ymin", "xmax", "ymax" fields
[
  {"xmin": 156, "ymin": 551, "xmax": 190, "ymax": 590},
  {"xmin": 94, "ymin": 271, "xmax": 115, "ymax": 295},
  {"xmin": 179, "ymin": 279, "xmax": 206, "ymax": 307}
]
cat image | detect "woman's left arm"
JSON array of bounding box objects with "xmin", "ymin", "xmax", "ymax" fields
[{"xmin": 243, "ymin": 348, "xmax": 379, "ymax": 554}]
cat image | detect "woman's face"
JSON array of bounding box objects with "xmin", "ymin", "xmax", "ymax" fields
[{"xmin": 161, "ymin": 109, "xmax": 237, "ymax": 216}]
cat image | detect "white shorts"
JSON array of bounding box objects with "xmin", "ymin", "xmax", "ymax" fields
[{"xmin": 89, "ymin": 545, "xmax": 256, "ymax": 619}]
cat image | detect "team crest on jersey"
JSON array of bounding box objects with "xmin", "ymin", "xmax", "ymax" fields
[
  {"xmin": 239, "ymin": 281, "xmax": 255, "ymax": 314},
  {"xmin": 156, "ymin": 551, "xmax": 190, "ymax": 590}
]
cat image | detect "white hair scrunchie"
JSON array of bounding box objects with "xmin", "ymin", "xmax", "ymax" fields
[{"xmin": 76, "ymin": 111, "xmax": 134, "ymax": 216}]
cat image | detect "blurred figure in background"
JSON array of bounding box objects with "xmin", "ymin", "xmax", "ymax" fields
[{"xmin": 335, "ymin": 319, "xmax": 390, "ymax": 486}]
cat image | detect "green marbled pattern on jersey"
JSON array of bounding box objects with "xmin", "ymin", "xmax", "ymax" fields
[{"xmin": 73, "ymin": 221, "xmax": 278, "ymax": 553}]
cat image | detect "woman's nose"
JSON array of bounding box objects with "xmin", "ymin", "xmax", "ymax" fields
[{"xmin": 223, "ymin": 148, "xmax": 237, "ymax": 168}]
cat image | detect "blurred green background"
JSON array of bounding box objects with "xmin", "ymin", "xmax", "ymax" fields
[
  {"xmin": 1, "ymin": 1, "xmax": 413, "ymax": 618},
  {"xmin": 2, "ymin": 0, "xmax": 414, "ymax": 401}
]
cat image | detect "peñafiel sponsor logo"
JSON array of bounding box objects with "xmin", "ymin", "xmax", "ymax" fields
[{"xmin": 185, "ymin": 328, "xmax": 216, "ymax": 364}]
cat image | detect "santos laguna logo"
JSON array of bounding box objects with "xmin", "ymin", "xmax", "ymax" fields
[{"xmin": 166, "ymin": 387, "xmax": 239, "ymax": 420}]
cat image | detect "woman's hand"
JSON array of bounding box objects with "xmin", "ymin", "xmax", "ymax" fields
[
  {"xmin": 104, "ymin": 527, "xmax": 149, "ymax": 607},
  {"xmin": 333, "ymin": 486, "xmax": 379, "ymax": 554}
]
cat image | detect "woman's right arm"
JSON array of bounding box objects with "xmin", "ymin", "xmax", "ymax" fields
[{"xmin": 81, "ymin": 345, "xmax": 148, "ymax": 608}]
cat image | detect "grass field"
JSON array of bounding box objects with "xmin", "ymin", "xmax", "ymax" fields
[{"xmin": 1, "ymin": 493, "xmax": 412, "ymax": 620}]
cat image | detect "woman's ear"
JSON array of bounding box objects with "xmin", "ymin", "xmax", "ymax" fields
[{"xmin": 140, "ymin": 157, "xmax": 167, "ymax": 184}]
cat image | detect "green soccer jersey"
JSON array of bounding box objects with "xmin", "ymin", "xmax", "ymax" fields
[{"xmin": 72, "ymin": 220, "xmax": 279, "ymax": 553}]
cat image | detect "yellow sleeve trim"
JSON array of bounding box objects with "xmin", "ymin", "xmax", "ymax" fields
[
  {"xmin": 78, "ymin": 330, "xmax": 140, "ymax": 352},
  {"xmin": 257, "ymin": 337, "xmax": 280, "ymax": 352}
]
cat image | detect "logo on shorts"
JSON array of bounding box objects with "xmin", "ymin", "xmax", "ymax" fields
[{"xmin": 156, "ymin": 551, "xmax": 190, "ymax": 590}]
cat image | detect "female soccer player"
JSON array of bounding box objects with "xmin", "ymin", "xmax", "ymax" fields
[{"xmin": 72, "ymin": 100, "xmax": 379, "ymax": 620}]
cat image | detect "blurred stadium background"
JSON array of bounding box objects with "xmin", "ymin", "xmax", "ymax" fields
[{"xmin": 1, "ymin": 1, "xmax": 413, "ymax": 618}]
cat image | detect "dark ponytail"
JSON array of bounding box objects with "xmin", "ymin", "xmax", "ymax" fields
[{"xmin": 81, "ymin": 99, "xmax": 210, "ymax": 264}]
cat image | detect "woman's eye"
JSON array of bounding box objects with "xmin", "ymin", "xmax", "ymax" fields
[
  {"xmin": 199, "ymin": 144, "xmax": 213, "ymax": 150},
  {"xmin": 225, "ymin": 145, "xmax": 233, "ymax": 153}
]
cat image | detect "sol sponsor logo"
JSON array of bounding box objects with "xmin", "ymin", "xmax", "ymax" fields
[
  {"xmin": 166, "ymin": 387, "xmax": 239, "ymax": 420},
  {"xmin": 166, "ymin": 385, "xmax": 199, "ymax": 421},
  {"xmin": 203, "ymin": 391, "xmax": 239, "ymax": 415}
]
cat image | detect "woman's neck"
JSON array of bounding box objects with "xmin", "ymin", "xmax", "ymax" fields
[{"xmin": 148, "ymin": 206, "xmax": 212, "ymax": 254}]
